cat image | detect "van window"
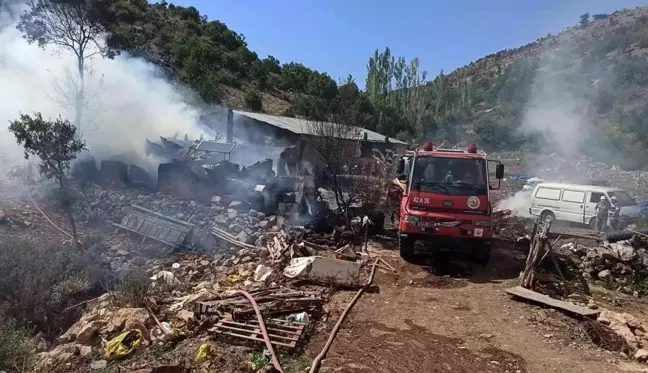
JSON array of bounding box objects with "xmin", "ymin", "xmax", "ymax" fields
[
  {"xmin": 562, "ymin": 190, "xmax": 585, "ymax": 203},
  {"xmin": 608, "ymin": 191, "xmax": 636, "ymax": 207},
  {"xmin": 535, "ymin": 188, "xmax": 561, "ymax": 200},
  {"xmin": 590, "ymin": 192, "xmax": 604, "ymax": 203}
]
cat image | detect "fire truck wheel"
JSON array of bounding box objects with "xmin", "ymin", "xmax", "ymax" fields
[
  {"xmin": 472, "ymin": 243, "xmax": 491, "ymax": 266},
  {"xmin": 399, "ymin": 235, "xmax": 415, "ymax": 260}
]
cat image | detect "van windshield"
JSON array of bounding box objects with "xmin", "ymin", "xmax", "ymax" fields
[{"xmin": 608, "ymin": 191, "xmax": 636, "ymax": 207}]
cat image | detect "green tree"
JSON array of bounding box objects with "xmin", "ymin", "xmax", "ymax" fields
[
  {"xmin": 579, "ymin": 13, "xmax": 590, "ymax": 27},
  {"xmin": 366, "ymin": 47, "xmax": 428, "ymax": 139},
  {"xmin": 17, "ymin": 0, "xmax": 118, "ymax": 140},
  {"xmin": 245, "ymin": 88, "xmax": 263, "ymax": 112},
  {"xmin": 9, "ymin": 113, "xmax": 87, "ymax": 245}
]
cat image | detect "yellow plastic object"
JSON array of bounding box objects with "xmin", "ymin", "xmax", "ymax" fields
[
  {"xmin": 195, "ymin": 344, "xmax": 215, "ymax": 364},
  {"xmin": 104, "ymin": 330, "xmax": 143, "ymax": 361},
  {"xmin": 226, "ymin": 275, "xmax": 243, "ymax": 283}
]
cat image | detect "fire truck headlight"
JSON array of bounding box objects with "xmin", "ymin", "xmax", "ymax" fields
[
  {"xmin": 406, "ymin": 215, "xmax": 420, "ymax": 225},
  {"xmin": 474, "ymin": 220, "xmax": 490, "ymax": 227}
]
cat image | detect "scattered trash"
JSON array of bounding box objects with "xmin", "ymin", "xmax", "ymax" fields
[
  {"xmin": 254, "ymin": 264, "xmax": 273, "ymax": 282},
  {"xmin": 105, "ymin": 330, "xmax": 143, "ymax": 360},
  {"xmin": 288, "ymin": 312, "xmax": 310, "ymax": 326},
  {"xmin": 90, "ymin": 360, "xmax": 108, "ymax": 370},
  {"xmin": 195, "ymin": 344, "xmax": 215, "ymax": 364}
]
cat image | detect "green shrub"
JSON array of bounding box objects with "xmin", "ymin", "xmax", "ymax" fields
[
  {"xmin": 245, "ymin": 89, "xmax": 263, "ymax": 112},
  {"xmin": 0, "ymin": 236, "xmax": 109, "ymax": 339},
  {"xmin": 0, "ymin": 318, "xmax": 34, "ymax": 372}
]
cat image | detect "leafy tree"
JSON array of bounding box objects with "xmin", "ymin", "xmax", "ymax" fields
[
  {"xmin": 17, "ymin": 0, "xmax": 117, "ymax": 139},
  {"xmin": 366, "ymin": 47, "xmax": 427, "ymax": 139},
  {"xmin": 580, "ymin": 13, "xmax": 590, "ymax": 27},
  {"xmin": 244, "ymin": 88, "xmax": 263, "ymax": 112},
  {"xmin": 592, "ymin": 13, "xmax": 609, "ymax": 21},
  {"xmin": 9, "ymin": 113, "xmax": 87, "ymax": 245}
]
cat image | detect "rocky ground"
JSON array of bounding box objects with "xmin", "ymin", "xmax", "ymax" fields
[{"xmin": 3, "ymin": 152, "xmax": 648, "ymax": 373}]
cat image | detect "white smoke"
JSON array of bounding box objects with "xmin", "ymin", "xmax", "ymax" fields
[
  {"xmin": 495, "ymin": 190, "xmax": 533, "ymax": 217},
  {"xmin": 0, "ymin": 5, "xmax": 206, "ymax": 171}
]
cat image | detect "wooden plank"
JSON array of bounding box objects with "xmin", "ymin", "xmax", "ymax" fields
[
  {"xmin": 215, "ymin": 323, "xmax": 299, "ymax": 342},
  {"xmin": 506, "ymin": 286, "xmax": 599, "ymax": 317}
]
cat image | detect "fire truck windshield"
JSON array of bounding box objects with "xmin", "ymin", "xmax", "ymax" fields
[{"xmin": 411, "ymin": 157, "xmax": 487, "ymax": 196}]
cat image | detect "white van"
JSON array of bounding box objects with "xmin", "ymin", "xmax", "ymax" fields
[{"xmin": 529, "ymin": 183, "xmax": 641, "ymax": 227}]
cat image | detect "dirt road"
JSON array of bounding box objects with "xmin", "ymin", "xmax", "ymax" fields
[{"xmin": 308, "ymin": 239, "xmax": 648, "ymax": 373}]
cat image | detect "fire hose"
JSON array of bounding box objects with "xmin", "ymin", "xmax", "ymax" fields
[
  {"xmin": 25, "ymin": 160, "xmax": 74, "ymax": 240},
  {"xmin": 234, "ymin": 290, "xmax": 284, "ymax": 373},
  {"xmin": 308, "ymin": 258, "xmax": 394, "ymax": 373}
]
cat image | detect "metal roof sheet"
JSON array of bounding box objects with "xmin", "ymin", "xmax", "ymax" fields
[
  {"xmin": 189, "ymin": 140, "xmax": 236, "ymax": 153},
  {"xmin": 232, "ymin": 110, "xmax": 407, "ymax": 145}
]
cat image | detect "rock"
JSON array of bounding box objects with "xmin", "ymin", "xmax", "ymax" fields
[
  {"xmin": 248, "ymin": 209, "xmax": 258, "ymax": 217},
  {"xmin": 567, "ymin": 293, "xmax": 588, "ymax": 303},
  {"xmin": 248, "ymin": 216, "xmax": 260, "ymax": 225},
  {"xmin": 175, "ymin": 309, "xmax": 195, "ymax": 323},
  {"xmin": 229, "ymin": 201, "xmax": 242, "ymax": 208},
  {"xmin": 478, "ymin": 333, "xmax": 494, "ymax": 340},
  {"xmin": 611, "ymin": 243, "xmax": 637, "ymax": 262},
  {"xmin": 108, "ymin": 308, "xmax": 152, "ymax": 334},
  {"xmin": 598, "ymin": 270, "xmax": 612, "ymax": 280},
  {"xmin": 227, "ymin": 209, "xmax": 237, "ymax": 219},
  {"xmin": 258, "ymin": 220, "xmax": 269, "ymax": 229},
  {"xmin": 623, "ymin": 313, "xmax": 645, "ymax": 331},
  {"xmin": 200, "ymin": 260, "xmax": 210, "ymax": 266},
  {"xmin": 598, "ymin": 314, "xmax": 611, "ymax": 325},
  {"xmin": 238, "ymin": 267, "xmax": 252, "ymax": 278},
  {"xmin": 90, "ymin": 360, "xmax": 108, "ymax": 370},
  {"xmin": 635, "ymin": 349, "xmax": 648, "ymax": 362},
  {"xmin": 213, "ymin": 215, "xmax": 228, "ymax": 226},
  {"xmin": 76, "ymin": 321, "xmax": 99, "ymax": 345},
  {"xmin": 237, "ymin": 248, "xmax": 251, "ymax": 257},
  {"xmin": 241, "ymin": 256, "xmax": 252, "ymax": 263}
]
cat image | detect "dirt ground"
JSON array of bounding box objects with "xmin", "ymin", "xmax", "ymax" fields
[{"xmin": 307, "ymin": 239, "xmax": 648, "ymax": 373}]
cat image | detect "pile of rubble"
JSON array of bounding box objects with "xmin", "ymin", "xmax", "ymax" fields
[
  {"xmin": 32, "ymin": 230, "xmax": 377, "ymax": 372},
  {"xmin": 568, "ymin": 235, "xmax": 648, "ymax": 293}
]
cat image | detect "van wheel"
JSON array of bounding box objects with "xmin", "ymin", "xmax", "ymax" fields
[
  {"xmin": 540, "ymin": 211, "xmax": 555, "ymax": 224},
  {"xmin": 399, "ymin": 232, "xmax": 415, "ymax": 261}
]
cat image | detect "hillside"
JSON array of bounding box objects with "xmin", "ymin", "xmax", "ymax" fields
[
  {"xmin": 5, "ymin": 1, "xmax": 648, "ymax": 168},
  {"xmin": 419, "ymin": 7, "xmax": 648, "ymax": 169}
]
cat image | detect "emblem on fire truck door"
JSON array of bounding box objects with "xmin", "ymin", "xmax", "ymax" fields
[{"xmin": 467, "ymin": 196, "xmax": 480, "ymax": 209}]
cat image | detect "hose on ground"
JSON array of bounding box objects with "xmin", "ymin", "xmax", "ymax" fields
[
  {"xmin": 25, "ymin": 160, "xmax": 74, "ymax": 240},
  {"xmin": 308, "ymin": 258, "xmax": 394, "ymax": 373},
  {"xmin": 606, "ymin": 227, "xmax": 648, "ymax": 243},
  {"xmin": 234, "ymin": 290, "xmax": 284, "ymax": 373}
]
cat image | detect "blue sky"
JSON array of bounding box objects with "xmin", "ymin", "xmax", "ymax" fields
[{"xmin": 160, "ymin": 0, "xmax": 646, "ymax": 87}]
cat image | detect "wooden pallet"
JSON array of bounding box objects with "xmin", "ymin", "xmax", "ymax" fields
[{"xmin": 209, "ymin": 318, "xmax": 305, "ymax": 348}]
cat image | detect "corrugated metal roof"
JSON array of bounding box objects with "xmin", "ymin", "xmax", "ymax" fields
[
  {"xmin": 232, "ymin": 110, "xmax": 407, "ymax": 145},
  {"xmin": 189, "ymin": 140, "xmax": 236, "ymax": 153}
]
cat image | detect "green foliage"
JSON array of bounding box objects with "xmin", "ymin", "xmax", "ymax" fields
[
  {"xmin": 111, "ymin": 268, "xmax": 153, "ymax": 308},
  {"xmin": 8, "ymin": 113, "xmax": 86, "ymax": 184},
  {"xmin": 244, "ymin": 88, "xmax": 263, "ymax": 112},
  {"xmin": 249, "ymin": 349, "xmax": 271, "ymax": 370},
  {"xmin": 0, "ymin": 318, "xmax": 33, "ymax": 372},
  {"xmin": 580, "ymin": 13, "xmax": 590, "ymax": 27},
  {"xmin": 0, "ymin": 236, "xmax": 109, "ymax": 339}
]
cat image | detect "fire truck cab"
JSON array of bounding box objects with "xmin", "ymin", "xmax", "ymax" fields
[{"xmin": 394, "ymin": 142, "xmax": 504, "ymax": 264}]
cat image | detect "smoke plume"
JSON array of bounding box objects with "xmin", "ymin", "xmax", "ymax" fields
[{"xmin": 0, "ymin": 3, "xmax": 206, "ymax": 172}]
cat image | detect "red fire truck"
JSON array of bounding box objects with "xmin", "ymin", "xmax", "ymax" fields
[{"xmin": 393, "ymin": 141, "xmax": 504, "ymax": 264}]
